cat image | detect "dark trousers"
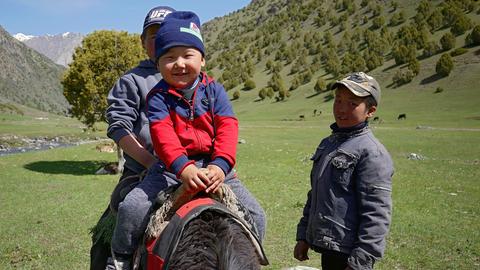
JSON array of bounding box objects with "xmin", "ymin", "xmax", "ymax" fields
[
  {"xmin": 90, "ymin": 168, "xmax": 138, "ymax": 270},
  {"xmin": 321, "ymin": 250, "xmax": 349, "ymax": 270}
]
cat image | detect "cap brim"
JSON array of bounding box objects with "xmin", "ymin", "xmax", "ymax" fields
[{"xmin": 332, "ymin": 81, "xmax": 371, "ymax": 97}]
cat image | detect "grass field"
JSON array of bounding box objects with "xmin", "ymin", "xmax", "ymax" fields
[
  {"xmin": 0, "ymin": 113, "xmax": 479, "ymax": 269},
  {"xmin": 1, "ymin": 44, "xmax": 479, "ymax": 269}
]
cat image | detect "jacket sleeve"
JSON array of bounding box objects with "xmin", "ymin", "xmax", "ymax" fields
[
  {"xmin": 348, "ymin": 147, "xmax": 394, "ymax": 270},
  {"xmin": 296, "ymin": 189, "xmax": 312, "ymax": 241},
  {"xmin": 148, "ymin": 91, "xmax": 192, "ymax": 176},
  {"xmin": 208, "ymin": 82, "xmax": 238, "ymax": 174},
  {"xmin": 106, "ymin": 76, "xmax": 141, "ymax": 143}
]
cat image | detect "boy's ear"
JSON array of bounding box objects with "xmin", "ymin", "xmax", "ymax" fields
[
  {"xmin": 201, "ymin": 57, "xmax": 206, "ymax": 67},
  {"xmin": 366, "ymin": 105, "xmax": 377, "ymax": 118},
  {"xmin": 140, "ymin": 35, "xmax": 146, "ymax": 50}
]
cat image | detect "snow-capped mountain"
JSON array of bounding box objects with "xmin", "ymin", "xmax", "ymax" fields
[
  {"xmin": 13, "ymin": 32, "xmax": 84, "ymax": 66},
  {"xmin": 13, "ymin": 33, "xmax": 35, "ymax": 41}
]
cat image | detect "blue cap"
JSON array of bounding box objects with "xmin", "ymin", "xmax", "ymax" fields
[
  {"xmin": 142, "ymin": 6, "xmax": 175, "ymax": 35},
  {"xmin": 154, "ymin": 11, "xmax": 205, "ymax": 61}
]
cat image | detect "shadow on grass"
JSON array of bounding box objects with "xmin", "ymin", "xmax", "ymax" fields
[
  {"xmin": 24, "ymin": 160, "xmax": 108, "ymax": 175},
  {"xmin": 420, "ymin": 73, "xmax": 443, "ymax": 85}
]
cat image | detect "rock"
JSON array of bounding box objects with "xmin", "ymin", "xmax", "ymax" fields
[{"xmin": 408, "ymin": 153, "xmax": 426, "ymax": 160}]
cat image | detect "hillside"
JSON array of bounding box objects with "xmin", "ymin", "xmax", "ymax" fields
[
  {"xmin": 0, "ymin": 26, "xmax": 70, "ymax": 114},
  {"xmin": 202, "ymin": 0, "xmax": 480, "ymax": 125},
  {"xmin": 14, "ymin": 32, "xmax": 84, "ymax": 67}
]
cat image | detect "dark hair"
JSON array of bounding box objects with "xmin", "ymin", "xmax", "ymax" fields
[{"xmin": 365, "ymin": 96, "xmax": 377, "ymax": 109}]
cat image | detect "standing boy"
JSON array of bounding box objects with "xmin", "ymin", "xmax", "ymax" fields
[
  {"xmin": 110, "ymin": 11, "xmax": 266, "ymax": 270},
  {"xmin": 91, "ymin": 6, "xmax": 175, "ymax": 270},
  {"xmin": 294, "ymin": 72, "xmax": 394, "ymax": 270}
]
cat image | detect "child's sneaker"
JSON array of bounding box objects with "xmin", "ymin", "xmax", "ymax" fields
[
  {"xmin": 110, "ymin": 252, "xmax": 132, "ymax": 270},
  {"xmin": 105, "ymin": 257, "xmax": 116, "ymax": 270}
]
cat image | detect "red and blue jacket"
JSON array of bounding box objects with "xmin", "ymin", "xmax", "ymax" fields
[{"xmin": 147, "ymin": 72, "xmax": 238, "ymax": 177}]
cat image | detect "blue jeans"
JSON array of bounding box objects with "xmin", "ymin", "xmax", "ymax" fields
[{"xmin": 111, "ymin": 161, "xmax": 266, "ymax": 255}]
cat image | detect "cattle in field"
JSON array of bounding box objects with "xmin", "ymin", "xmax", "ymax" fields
[
  {"xmin": 373, "ymin": 116, "xmax": 379, "ymax": 121},
  {"xmin": 397, "ymin": 113, "xmax": 406, "ymax": 120},
  {"xmin": 299, "ymin": 115, "xmax": 305, "ymax": 120}
]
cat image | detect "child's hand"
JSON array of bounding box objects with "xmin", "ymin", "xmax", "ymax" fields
[
  {"xmin": 293, "ymin": 240, "xmax": 310, "ymax": 261},
  {"xmin": 205, "ymin": 164, "xmax": 225, "ymax": 194},
  {"xmin": 179, "ymin": 164, "xmax": 210, "ymax": 194}
]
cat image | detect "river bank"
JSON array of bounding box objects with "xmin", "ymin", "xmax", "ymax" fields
[{"xmin": 0, "ymin": 135, "xmax": 107, "ymax": 156}]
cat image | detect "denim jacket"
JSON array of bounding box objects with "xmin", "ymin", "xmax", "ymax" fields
[{"xmin": 297, "ymin": 123, "xmax": 394, "ymax": 270}]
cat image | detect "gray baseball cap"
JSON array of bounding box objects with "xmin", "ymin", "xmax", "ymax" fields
[{"xmin": 332, "ymin": 72, "xmax": 381, "ymax": 105}]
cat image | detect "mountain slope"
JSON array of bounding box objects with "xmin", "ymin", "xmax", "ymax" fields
[
  {"xmin": 0, "ymin": 26, "xmax": 70, "ymax": 114},
  {"xmin": 15, "ymin": 32, "xmax": 84, "ymax": 67},
  {"xmin": 202, "ymin": 0, "xmax": 480, "ymax": 125}
]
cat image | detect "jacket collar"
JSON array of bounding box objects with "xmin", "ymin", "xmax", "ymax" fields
[
  {"xmin": 329, "ymin": 121, "xmax": 369, "ymax": 141},
  {"xmin": 156, "ymin": 72, "xmax": 207, "ymax": 98}
]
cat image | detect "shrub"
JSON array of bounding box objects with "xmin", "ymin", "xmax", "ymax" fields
[
  {"xmin": 465, "ymin": 25, "xmax": 480, "ymax": 46},
  {"xmin": 258, "ymin": 88, "xmax": 267, "ymax": 100},
  {"xmin": 434, "ymin": 87, "xmax": 444, "ymax": 93},
  {"xmin": 232, "ymin": 91, "xmax": 240, "ymax": 100},
  {"xmin": 450, "ymin": 14, "xmax": 472, "ymax": 36},
  {"xmin": 393, "ymin": 69, "xmax": 415, "ymax": 86},
  {"xmin": 423, "ymin": 41, "xmax": 440, "ymax": 58},
  {"xmin": 244, "ymin": 79, "xmax": 256, "ymax": 90},
  {"xmin": 314, "ymin": 77, "xmax": 327, "ymax": 93},
  {"xmin": 450, "ymin": 48, "xmax": 468, "ymax": 57},
  {"xmin": 435, "ymin": 53, "xmax": 454, "ymax": 77},
  {"xmin": 440, "ymin": 32, "xmax": 456, "ymax": 51}
]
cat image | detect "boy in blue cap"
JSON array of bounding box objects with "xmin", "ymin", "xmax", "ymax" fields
[
  {"xmin": 110, "ymin": 11, "xmax": 266, "ymax": 270},
  {"xmin": 93, "ymin": 5, "xmax": 175, "ymax": 270},
  {"xmin": 294, "ymin": 72, "xmax": 394, "ymax": 270}
]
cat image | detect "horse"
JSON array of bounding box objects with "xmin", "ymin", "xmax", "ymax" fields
[{"xmin": 135, "ymin": 184, "xmax": 268, "ymax": 270}]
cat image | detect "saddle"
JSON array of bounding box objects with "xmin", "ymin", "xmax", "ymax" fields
[{"xmin": 136, "ymin": 184, "xmax": 269, "ymax": 270}]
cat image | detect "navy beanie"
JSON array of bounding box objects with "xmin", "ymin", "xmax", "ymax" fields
[
  {"xmin": 155, "ymin": 11, "xmax": 205, "ymax": 61},
  {"xmin": 142, "ymin": 6, "xmax": 175, "ymax": 35}
]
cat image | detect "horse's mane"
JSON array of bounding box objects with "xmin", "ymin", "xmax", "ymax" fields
[{"xmin": 168, "ymin": 211, "xmax": 260, "ymax": 270}]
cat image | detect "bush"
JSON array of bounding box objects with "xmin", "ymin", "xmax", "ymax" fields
[
  {"xmin": 449, "ymin": 48, "xmax": 468, "ymax": 57},
  {"xmin": 393, "ymin": 69, "xmax": 415, "ymax": 86},
  {"xmin": 434, "ymin": 87, "xmax": 444, "ymax": 93},
  {"xmin": 450, "ymin": 14, "xmax": 472, "ymax": 36},
  {"xmin": 423, "ymin": 41, "xmax": 440, "ymax": 58},
  {"xmin": 314, "ymin": 77, "xmax": 327, "ymax": 93},
  {"xmin": 258, "ymin": 88, "xmax": 267, "ymax": 100},
  {"xmin": 244, "ymin": 79, "xmax": 256, "ymax": 90},
  {"xmin": 440, "ymin": 32, "xmax": 456, "ymax": 51},
  {"xmin": 232, "ymin": 91, "xmax": 240, "ymax": 100},
  {"xmin": 435, "ymin": 53, "xmax": 454, "ymax": 77},
  {"xmin": 465, "ymin": 25, "xmax": 480, "ymax": 46}
]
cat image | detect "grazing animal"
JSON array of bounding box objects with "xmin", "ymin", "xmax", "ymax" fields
[
  {"xmin": 397, "ymin": 113, "xmax": 406, "ymax": 120},
  {"xmin": 373, "ymin": 116, "xmax": 379, "ymax": 121},
  {"xmin": 299, "ymin": 115, "xmax": 305, "ymax": 120},
  {"xmin": 313, "ymin": 109, "xmax": 317, "ymax": 116}
]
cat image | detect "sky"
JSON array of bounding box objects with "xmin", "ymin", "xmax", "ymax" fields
[{"xmin": 0, "ymin": 0, "xmax": 251, "ymax": 36}]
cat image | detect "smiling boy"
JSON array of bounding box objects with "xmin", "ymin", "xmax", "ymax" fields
[{"xmin": 109, "ymin": 11, "xmax": 266, "ymax": 270}]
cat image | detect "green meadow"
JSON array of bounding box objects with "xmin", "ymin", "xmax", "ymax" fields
[
  {"xmin": 1, "ymin": 103, "xmax": 479, "ymax": 269},
  {"xmin": 1, "ymin": 47, "xmax": 480, "ymax": 269}
]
